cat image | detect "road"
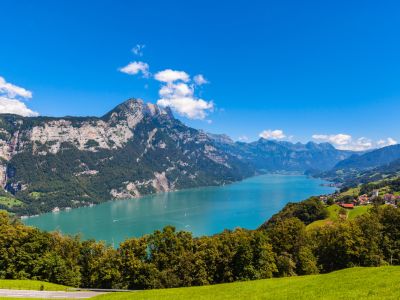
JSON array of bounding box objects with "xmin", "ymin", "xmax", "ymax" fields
[{"xmin": 0, "ymin": 289, "xmax": 105, "ymax": 299}]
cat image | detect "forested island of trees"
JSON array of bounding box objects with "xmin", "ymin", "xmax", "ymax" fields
[{"xmin": 1, "ymin": 194, "xmax": 400, "ymax": 289}]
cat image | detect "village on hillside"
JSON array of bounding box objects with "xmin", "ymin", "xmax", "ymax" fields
[{"xmin": 319, "ymin": 180, "xmax": 400, "ymax": 209}]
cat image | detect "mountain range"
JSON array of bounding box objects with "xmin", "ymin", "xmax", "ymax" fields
[
  {"xmin": 0, "ymin": 99, "xmax": 359, "ymax": 215},
  {"xmin": 319, "ymin": 144, "xmax": 400, "ymax": 185}
]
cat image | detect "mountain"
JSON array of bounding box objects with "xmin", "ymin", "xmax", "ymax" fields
[
  {"xmin": 332, "ymin": 144, "xmax": 400, "ymax": 171},
  {"xmin": 319, "ymin": 144, "xmax": 400, "ymax": 184},
  {"xmin": 342, "ymin": 158, "xmax": 400, "ymax": 187},
  {"xmin": 0, "ymin": 99, "xmax": 254, "ymax": 215},
  {"xmin": 0, "ymin": 98, "xmax": 357, "ymax": 215},
  {"xmin": 211, "ymin": 138, "xmax": 354, "ymax": 172}
]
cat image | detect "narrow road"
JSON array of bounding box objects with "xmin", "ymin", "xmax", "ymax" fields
[{"xmin": 0, "ymin": 289, "xmax": 105, "ymax": 299}]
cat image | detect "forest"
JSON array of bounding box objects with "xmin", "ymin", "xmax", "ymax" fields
[{"xmin": 1, "ymin": 197, "xmax": 399, "ymax": 289}]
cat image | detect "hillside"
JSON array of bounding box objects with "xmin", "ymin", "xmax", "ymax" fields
[
  {"xmin": 333, "ymin": 144, "xmax": 400, "ymax": 171},
  {"xmin": 306, "ymin": 204, "xmax": 372, "ymax": 230},
  {"xmin": 91, "ymin": 266, "xmax": 400, "ymax": 299},
  {"xmin": 322, "ymin": 158, "xmax": 400, "ymax": 186},
  {"xmin": 320, "ymin": 144, "xmax": 400, "ymax": 183},
  {"xmin": 0, "ymin": 267, "xmax": 398, "ymax": 299}
]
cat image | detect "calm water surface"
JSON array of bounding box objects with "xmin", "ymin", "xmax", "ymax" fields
[{"xmin": 24, "ymin": 174, "xmax": 335, "ymax": 245}]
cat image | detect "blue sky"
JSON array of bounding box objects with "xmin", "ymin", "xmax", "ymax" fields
[{"xmin": 1, "ymin": 0, "xmax": 399, "ymax": 150}]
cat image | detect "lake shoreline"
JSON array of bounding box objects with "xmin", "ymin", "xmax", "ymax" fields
[
  {"xmin": 24, "ymin": 174, "xmax": 336, "ymax": 245},
  {"xmin": 23, "ymin": 171, "xmax": 329, "ymax": 219}
]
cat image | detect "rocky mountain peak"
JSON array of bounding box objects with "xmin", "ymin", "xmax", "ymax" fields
[{"xmin": 103, "ymin": 98, "xmax": 174, "ymax": 124}]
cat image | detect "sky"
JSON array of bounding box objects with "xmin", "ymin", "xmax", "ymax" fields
[{"xmin": 1, "ymin": 0, "xmax": 399, "ymax": 151}]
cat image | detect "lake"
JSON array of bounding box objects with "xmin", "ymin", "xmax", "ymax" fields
[{"xmin": 24, "ymin": 174, "xmax": 335, "ymax": 246}]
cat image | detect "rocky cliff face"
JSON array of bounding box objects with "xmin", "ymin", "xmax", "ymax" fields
[{"xmin": 0, "ymin": 99, "xmax": 254, "ymax": 215}]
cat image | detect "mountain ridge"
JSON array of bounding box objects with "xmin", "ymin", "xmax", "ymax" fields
[
  {"xmin": 0, "ymin": 98, "xmax": 357, "ymax": 215},
  {"xmin": 318, "ymin": 144, "xmax": 400, "ymax": 184}
]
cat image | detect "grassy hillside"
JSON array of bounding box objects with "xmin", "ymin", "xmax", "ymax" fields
[
  {"xmin": 307, "ymin": 204, "xmax": 371, "ymax": 230},
  {"xmin": 0, "ymin": 279, "xmax": 68, "ymax": 291},
  {"xmin": 91, "ymin": 266, "xmax": 400, "ymax": 300},
  {"xmin": 0, "ymin": 267, "xmax": 398, "ymax": 299}
]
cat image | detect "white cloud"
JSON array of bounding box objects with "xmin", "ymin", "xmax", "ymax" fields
[
  {"xmin": 118, "ymin": 55, "xmax": 214, "ymax": 120},
  {"xmin": 157, "ymin": 82, "xmax": 213, "ymax": 119},
  {"xmin": 132, "ymin": 44, "xmax": 145, "ymax": 56},
  {"xmin": 312, "ymin": 134, "xmax": 352, "ymax": 146},
  {"xmin": 154, "ymin": 69, "xmax": 189, "ymax": 83},
  {"xmin": 0, "ymin": 97, "xmax": 38, "ymax": 117},
  {"xmin": 0, "ymin": 76, "xmax": 32, "ymax": 99},
  {"xmin": 259, "ymin": 129, "xmax": 286, "ymax": 140},
  {"xmin": 312, "ymin": 133, "xmax": 398, "ymax": 151},
  {"xmin": 238, "ymin": 135, "xmax": 249, "ymax": 142},
  {"xmin": 119, "ymin": 61, "xmax": 150, "ymax": 77},
  {"xmin": 193, "ymin": 74, "xmax": 208, "ymax": 85},
  {"xmin": 0, "ymin": 76, "xmax": 38, "ymax": 117},
  {"xmin": 354, "ymin": 137, "xmax": 373, "ymax": 151},
  {"xmin": 377, "ymin": 137, "xmax": 398, "ymax": 147}
]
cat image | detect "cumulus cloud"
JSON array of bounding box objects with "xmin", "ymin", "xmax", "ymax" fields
[
  {"xmin": 238, "ymin": 135, "xmax": 249, "ymax": 142},
  {"xmin": 193, "ymin": 74, "xmax": 208, "ymax": 85},
  {"xmin": 377, "ymin": 137, "xmax": 398, "ymax": 147},
  {"xmin": 154, "ymin": 69, "xmax": 189, "ymax": 83},
  {"xmin": 312, "ymin": 134, "xmax": 352, "ymax": 146},
  {"xmin": 0, "ymin": 97, "xmax": 38, "ymax": 117},
  {"xmin": 132, "ymin": 44, "xmax": 145, "ymax": 56},
  {"xmin": 119, "ymin": 61, "xmax": 150, "ymax": 77},
  {"xmin": 154, "ymin": 69, "xmax": 214, "ymax": 120},
  {"xmin": 259, "ymin": 129, "xmax": 286, "ymax": 140},
  {"xmin": 157, "ymin": 81, "xmax": 213, "ymax": 119},
  {"xmin": 119, "ymin": 52, "xmax": 214, "ymax": 120},
  {"xmin": 0, "ymin": 77, "xmax": 32, "ymax": 99},
  {"xmin": 312, "ymin": 133, "xmax": 398, "ymax": 151},
  {"xmin": 0, "ymin": 76, "xmax": 38, "ymax": 117}
]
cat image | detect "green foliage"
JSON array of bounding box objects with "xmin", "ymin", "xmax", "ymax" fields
[
  {"xmin": 0, "ymin": 203, "xmax": 400, "ymax": 291},
  {"xmin": 0, "ymin": 196, "xmax": 23, "ymax": 208},
  {"xmin": 261, "ymin": 197, "xmax": 328, "ymax": 228},
  {"xmin": 85, "ymin": 139, "xmax": 100, "ymax": 148}
]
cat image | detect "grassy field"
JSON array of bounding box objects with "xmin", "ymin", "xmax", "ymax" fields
[
  {"xmin": 347, "ymin": 205, "xmax": 371, "ymax": 219},
  {"xmin": 91, "ymin": 266, "xmax": 400, "ymax": 300},
  {"xmin": 0, "ymin": 279, "xmax": 68, "ymax": 291},
  {"xmin": 0, "ymin": 196, "xmax": 23, "ymax": 208},
  {"xmin": 341, "ymin": 187, "xmax": 361, "ymax": 197},
  {"xmin": 307, "ymin": 204, "xmax": 371, "ymax": 230},
  {"xmin": 0, "ymin": 267, "xmax": 399, "ymax": 299}
]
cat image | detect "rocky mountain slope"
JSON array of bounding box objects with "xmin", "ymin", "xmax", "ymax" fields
[
  {"xmin": 0, "ymin": 99, "xmax": 254, "ymax": 215},
  {"xmin": 0, "ymin": 98, "xmax": 358, "ymax": 215}
]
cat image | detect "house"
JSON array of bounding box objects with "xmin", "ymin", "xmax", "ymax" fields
[
  {"xmin": 339, "ymin": 203, "xmax": 354, "ymax": 209},
  {"xmin": 358, "ymin": 194, "xmax": 370, "ymax": 205},
  {"xmin": 384, "ymin": 194, "xmax": 395, "ymax": 201},
  {"xmin": 384, "ymin": 194, "xmax": 397, "ymax": 205}
]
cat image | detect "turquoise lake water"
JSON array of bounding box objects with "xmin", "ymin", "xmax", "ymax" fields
[{"xmin": 24, "ymin": 174, "xmax": 335, "ymax": 245}]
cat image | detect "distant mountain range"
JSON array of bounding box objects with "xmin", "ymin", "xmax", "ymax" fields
[
  {"xmin": 0, "ymin": 98, "xmax": 376, "ymax": 215},
  {"xmin": 319, "ymin": 144, "xmax": 400, "ymax": 185},
  {"xmin": 210, "ymin": 136, "xmax": 354, "ymax": 172}
]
